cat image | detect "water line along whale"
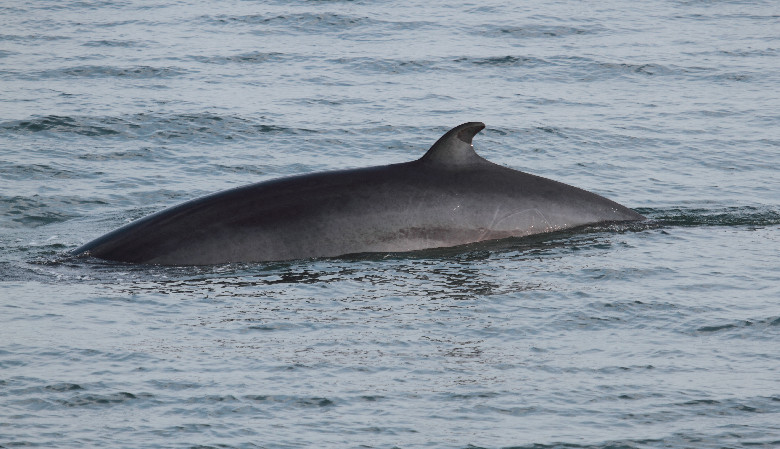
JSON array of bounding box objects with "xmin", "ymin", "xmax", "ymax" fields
[{"xmin": 73, "ymin": 122, "xmax": 644, "ymax": 265}]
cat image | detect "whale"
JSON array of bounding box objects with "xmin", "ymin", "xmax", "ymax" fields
[{"xmin": 73, "ymin": 122, "xmax": 644, "ymax": 265}]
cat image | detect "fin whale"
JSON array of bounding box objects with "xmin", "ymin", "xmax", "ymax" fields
[{"xmin": 73, "ymin": 122, "xmax": 644, "ymax": 265}]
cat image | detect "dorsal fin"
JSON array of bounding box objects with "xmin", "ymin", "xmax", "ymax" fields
[{"xmin": 419, "ymin": 122, "xmax": 486, "ymax": 167}]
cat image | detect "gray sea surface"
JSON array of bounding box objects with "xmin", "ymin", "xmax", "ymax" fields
[{"xmin": 1, "ymin": 0, "xmax": 779, "ymax": 448}]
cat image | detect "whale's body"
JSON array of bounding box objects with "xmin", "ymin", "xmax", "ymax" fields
[{"xmin": 73, "ymin": 122, "xmax": 644, "ymax": 265}]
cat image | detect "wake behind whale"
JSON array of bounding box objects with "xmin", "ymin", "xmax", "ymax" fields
[{"xmin": 73, "ymin": 122, "xmax": 644, "ymax": 265}]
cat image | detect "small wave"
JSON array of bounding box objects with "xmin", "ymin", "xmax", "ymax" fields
[
  {"xmin": 555, "ymin": 56, "xmax": 677, "ymax": 80},
  {"xmin": 448, "ymin": 53, "xmax": 692, "ymax": 82},
  {"xmin": 242, "ymin": 394, "xmax": 335, "ymax": 408},
  {"xmin": 336, "ymin": 54, "xmax": 551, "ymax": 75},
  {"xmin": 0, "ymin": 113, "xmax": 315, "ymax": 141},
  {"xmin": 558, "ymin": 56, "xmax": 762, "ymax": 83},
  {"xmin": 1, "ymin": 115, "xmax": 120, "ymax": 137},
  {"xmin": 0, "ymin": 33, "xmax": 70, "ymax": 42},
  {"xmin": 0, "ymin": 195, "xmax": 100, "ymax": 228},
  {"xmin": 455, "ymin": 55, "xmax": 548, "ymax": 68},
  {"xmin": 179, "ymin": 393, "xmax": 336, "ymax": 409},
  {"xmin": 708, "ymin": 72, "xmax": 753, "ymax": 82},
  {"xmin": 481, "ymin": 24, "xmax": 601, "ymax": 39},
  {"xmin": 36, "ymin": 65, "xmax": 186, "ymax": 79},
  {"xmin": 207, "ymin": 12, "xmax": 374, "ymax": 32},
  {"xmin": 192, "ymin": 51, "xmax": 287, "ymax": 65},
  {"xmin": 676, "ymin": 395, "xmax": 778, "ymax": 416},
  {"xmin": 45, "ymin": 383, "xmax": 84, "ymax": 392},
  {"xmin": 332, "ymin": 56, "xmax": 438, "ymax": 74},
  {"xmin": 56, "ymin": 391, "xmax": 152, "ymax": 408},
  {"xmin": 697, "ymin": 323, "xmax": 738, "ymax": 333},
  {"xmin": 641, "ymin": 206, "xmax": 780, "ymax": 228},
  {"xmin": 597, "ymin": 61, "xmax": 674, "ymax": 77},
  {"xmin": 696, "ymin": 317, "xmax": 780, "ymax": 335},
  {"xmin": 716, "ymin": 48, "xmax": 779, "ymax": 57},
  {"xmin": 82, "ymin": 39, "xmax": 141, "ymax": 48},
  {"xmin": 0, "ymin": 161, "xmax": 82, "ymax": 180},
  {"xmin": 524, "ymin": 56, "xmax": 703, "ymax": 82}
]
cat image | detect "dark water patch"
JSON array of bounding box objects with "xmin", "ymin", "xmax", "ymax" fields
[
  {"xmin": 1, "ymin": 113, "xmax": 315, "ymax": 141},
  {"xmin": 192, "ymin": 51, "xmax": 287, "ymax": 65},
  {"xmin": 332, "ymin": 57, "xmax": 438, "ymax": 74},
  {"xmin": 443, "ymin": 391, "xmax": 500, "ymax": 401},
  {"xmin": 481, "ymin": 23, "xmax": 602, "ymax": 39},
  {"xmin": 697, "ymin": 323, "xmax": 738, "ymax": 333},
  {"xmin": 0, "ymin": 262, "xmax": 58, "ymax": 283},
  {"xmin": 1, "ymin": 197, "xmax": 78, "ymax": 228},
  {"xmin": 76, "ymin": 147, "xmax": 160, "ymax": 162},
  {"xmin": 213, "ymin": 164, "xmax": 271, "ymax": 176},
  {"xmin": 300, "ymin": 97, "xmax": 372, "ymax": 107},
  {"xmin": 714, "ymin": 47, "xmax": 780, "ymax": 58},
  {"xmin": 598, "ymin": 62, "xmax": 674, "ymax": 77},
  {"xmin": 596, "ymin": 60, "xmax": 671, "ymax": 80},
  {"xmin": 498, "ymin": 124, "xmax": 668, "ymax": 159},
  {"xmin": 555, "ymin": 56, "xmax": 766, "ymax": 84},
  {"xmin": 242, "ymin": 394, "xmax": 335, "ymax": 408},
  {"xmin": 187, "ymin": 394, "xmax": 239, "ymax": 404},
  {"xmin": 695, "ymin": 317, "xmax": 780, "ymax": 336},
  {"xmin": 533, "ymin": 125, "xmax": 568, "ymax": 138},
  {"xmin": 1, "ymin": 115, "xmax": 120, "ymax": 137},
  {"xmin": 540, "ymin": 56, "xmax": 688, "ymax": 82},
  {"xmin": 709, "ymin": 72, "xmax": 753, "ymax": 82},
  {"xmin": 6, "ymin": 382, "xmax": 88, "ymax": 397},
  {"xmin": 581, "ymin": 266, "xmax": 672, "ymax": 282},
  {"xmin": 0, "ymin": 33, "xmax": 71, "ymax": 43},
  {"xmin": 91, "ymin": 19, "xmax": 140, "ymax": 28},
  {"xmin": 45, "ymin": 383, "xmax": 84, "ymax": 392},
  {"xmin": 473, "ymin": 404, "xmax": 540, "ymax": 417},
  {"xmin": 36, "ymin": 65, "xmax": 186, "ymax": 79},
  {"xmin": 0, "ymin": 358, "xmax": 27, "ymax": 369},
  {"xmin": 561, "ymin": 311, "xmax": 624, "ymax": 331},
  {"xmin": 642, "ymin": 206, "xmax": 780, "ymax": 228},
  {"xmin": 208, "ymin": 12, "xmax": 374, "ymax": 33},
  {"xmin": 145, "ymin": 380, "xmax": 203, "ymax": 391},
  {"xmin": 455, "ymin": 55, "xmax": 548, "ymax": 68},
  {"xmin": 682, "ymin": 398, "xmax": 721, "ymax": 406},
  {"xmin": 53, "ymin": 0, "xmax": 129, "ymax": 9},
  {"xmin": 676, "ymin": 395, "xmax": 779, "ymax": 416},
  {"xmin": 0, "ymin": 5, "xmax": 26, "ymax": 14},
  {"xmin": 589, "ymin": 300, "xmax": 681, "ymax": 324},
  {"xmin": 0, "ymin": 195, "xmax": 107, "ymax": 228},
  {"xmin": 56, "ymin": 391, "xmax": 152, "ymax": 407},
  {"xmin": 491, "ymin": 438, "xmax": 717, "ymax": 449},
  {"xmin": 152, "ymin": 423, "xmax": 217, "ymax": 436},
  {"xmin": 246, "ymin": 322, "xmax": 306, "ymax": 331},
  {"xmin": 0, "ymin": 161, "xmax": 82, "ymax": 180},
  {"xmin": 82, "ymin": 39, "xmax": 142, "ymax": 47}
]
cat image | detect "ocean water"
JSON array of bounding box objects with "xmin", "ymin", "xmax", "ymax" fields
[{"xmin": 1, "ymin": 0, "xmax": 779, "ymax": 448}]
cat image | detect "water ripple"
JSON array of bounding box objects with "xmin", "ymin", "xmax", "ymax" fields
[
  {"xmin": 0, "ymin": 113, "xmax": 316, "ymax": 141},
  {"xmin": 36, "ymin": 65, "xmax": 186, "ymax": 79}
]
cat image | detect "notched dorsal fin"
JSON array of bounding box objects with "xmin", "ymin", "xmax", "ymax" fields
[{"xmin": 420, "ymin": 122, "xmax": 486, "ymax": 167}]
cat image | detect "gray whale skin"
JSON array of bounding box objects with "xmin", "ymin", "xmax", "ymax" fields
[{"xmin": 73, "ymin": 122, "xmax": 644, "ymax": 265}]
